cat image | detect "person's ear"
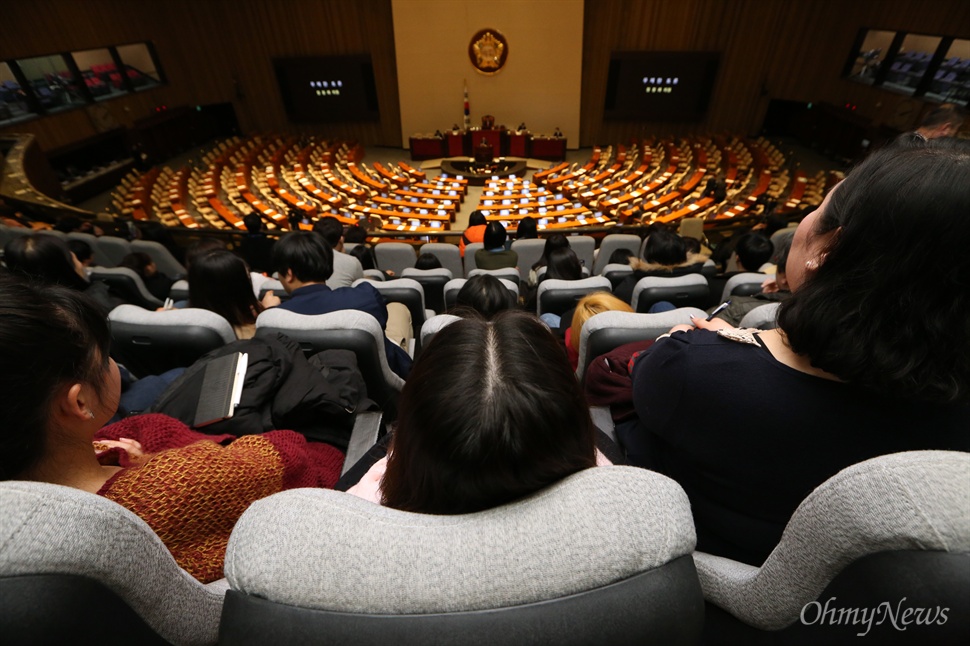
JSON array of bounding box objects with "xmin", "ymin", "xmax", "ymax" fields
[{"xmin": 54, "ymin": 382, "xmax": 95, "ymax": 424}]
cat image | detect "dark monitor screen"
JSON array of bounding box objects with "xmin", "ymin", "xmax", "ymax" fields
[
  {"xmin": 273, "ymin": 55, "xmax": 379, "ymax": 123},
  {"xmin": 604, "ymin": 51, "xmax": 720, "ymax": 122}
]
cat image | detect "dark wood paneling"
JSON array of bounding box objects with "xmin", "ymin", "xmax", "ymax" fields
[
  {"xmin": 0, "ymin": 0, "xmax": 401, "ymax": 151},
  {"xmin": 581, "ymin": 0, "xmax": 970, "ymax": 145}
]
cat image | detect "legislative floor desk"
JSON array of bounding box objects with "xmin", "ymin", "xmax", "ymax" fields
[{"xmin": 409, "ymin": 130, "xmax": 566, "ymax": 161}]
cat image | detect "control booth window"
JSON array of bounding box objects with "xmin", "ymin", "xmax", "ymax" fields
[
  {"xmin": 0, "ymin": 61, "xmax": 38, "ymax": 126},
  {"xmin": 16, "ymin": 53, "xmax": 88, "ymax": 115}
]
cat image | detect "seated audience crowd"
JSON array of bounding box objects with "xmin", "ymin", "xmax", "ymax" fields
[{"xmin": 0, "ymin": 137, "xmax": 967, "ymax": 613}]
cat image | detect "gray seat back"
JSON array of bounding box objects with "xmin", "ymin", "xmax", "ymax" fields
[
  {"xmin": 575, "ymin": 308, "xmax": 707, "ymax": 382},
  {"xmin": 631, "ymin": 274, "xmax": 710, "ymax": 313},
  {"xmin": 255, "ymin": 308, "xmax": 405, "ymax": 415},
  {"xmin": 89, "ymin": 266, "xmax": 164, "ymax": 309},
  {"xmin": 0, "ymin": 481, "xmax": 224, "ymax": 645},
  {"xmin": 92, "ymin": 235, "xmax": 132, "ymax": 267},
  {"xmin": 220, "ymin": 467, "xmax": 703, "ymax": 646},
  {"xmin": 536, "ymin": 276, "xmax": 611, "ymax": 316},
  {"xmin": 108, "ymin": 304, "xmax": 236, "ymax": 377},
  {"xmin": 593, "ymin": 234, "xmax": 641, "ymax": 274},
  {"xmin": 420, "ymin": 313, "xmax": 461, "ymax": 348},
  {"xmin": 401, "ymin": 268, "xmax": 454, "ymax": 314},
  {"xmin": 463, "ymin": 242, "xmax": 485, "ymax": 276},
  {"xmin": 509, "ymin": 238, "xmax": 547, "ymax": 282},
  {"xmin": 694, "ymin": 451, "xmax": 970, "ymax": 640},
  {"xmin": 374, "ymin": 242, "xmax": 416, "ymax": 276},
  {"xmin": 353, "ymin": 277, "xmax": 428, "ymax": 349},
  {"xmin": 738, "ymin": 302, "xmax": 782, "ymax": 330},
  {"xmin": 418, "ymin": 243, "xmax": 463, "ymax": 279},
  {"xmin": 131, "ymin": 240, "xmax": 187, "ymax": 278},
  {"xmin": 721, "ymin": 272, "xmax": 766, "ymax": 303}
]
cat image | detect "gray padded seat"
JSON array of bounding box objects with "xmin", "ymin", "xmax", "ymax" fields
[
  {"xmin": 510, "ymin": 238, "xmax": 547, "ymax": 282},
  {"xmin": 401, "ymin": 267, "xmax": 453, "ymax": 314},
  {"xmin": 468, "ymin": 267, "xmax": 522, "ymax": 283},
  {"xmin": 535, "ymin": 265, "xmax": 591, "ymax": 281},
  {"xmin": 361, "ymin": 269, "xmax": 386, "ymax": 282},
  {"xmin": 720, "ymin": 272, "xmax": 766, "ymax": 303},
  {"xmin": 444, "ymin": 277, "xmax": 519, "ymax": 311},
  {"xmin": 131, "ymin": 240, "xmax": 187, "ymax": 278},
  {"xmin": 738, "ymin": 302, "xmax": 782, "ymax": 330},
  {"xmin": 257, "ymin": 278, "xmax": 287, "ymax": 303},
  {"xmin": 108, "ymin": 305, "xmax": 236, "ymax": 377},
  {"xmin": 574, "ymin": 308, "xmax": 708, "ymax": 382},
  {"xmin": 255, "ymin": 308, "xmax": 405, "ymax": 416},
  {"xmin": 0, "ymin": 224, "xmax": 33, "ymax": 248},
  {"xmin": 593, "ymin": 234, "xmax": 641, "ymax": 274},
  {"xmin": 701, "ymin": 259, "xmax": 717, "ymax": 279},
  {"xmin": 462, "ymin": 242, "xmax": 485, "ymax": 276},
  {"xmin": 420, "ymin": 313, "xmax": 461, "ymax": 348},
  {"xmin": 219, "ymin": 466, "xmax": 704, "ymax": 646},
  {"xmin": 169, "ymin": 279, "xmax": 190, "ymax": 302},
  {"xmin": 89, "ymin": 266, "xmax": 164, "ymax": 309},
  {"xmin": 352, "ymin": 277, "xmax": 432, "ymax": 351},
  {"xmin": 536, "ymin": 276, "xmax": 611, "ymax": 316},
  {"xmin": 374, "ymin": 242, "xmax": 416, "ymax": 276},
  {"xmin": 631, "ymin": 274, "xmax": 710, "ymax": 313},
  {"xmin": 0, "ymin": 481, "xmax": 226, "ymax": 645},
  {"xmin": 566, "ymin": 235, "xmax": 596, "ymax": 272},
  {"xmin": 601, "ymin": 263, "xmax": 634, "ymax": 290},
  {"xmin": 696, "ymin": 451, "xmax": 970, "ymax": 644},
  {"xmin": 419, "ymin": 243, "xmax": 463, "ymax": 279},
  {"xmin": 93, "ymin": 235, "xmax": 133, "ymax": 267}
]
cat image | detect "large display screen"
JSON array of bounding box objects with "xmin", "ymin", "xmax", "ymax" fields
[
  {"xmin": 273, "ymin": 55, "xmax": 380, "ymax": 123},
  {"xmin": 604, "ymin": 51, "xmax": 720, "ymax": 122}
]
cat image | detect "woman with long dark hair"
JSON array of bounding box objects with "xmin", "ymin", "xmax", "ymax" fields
[
  {"xmin": 350, "ymin": 311, "xmax": 603, "ymax": 513},
  {"xmin": 188, "ymin": 249, "xmax": 268, "ymax": 339},
  {"xmin": 629, "ymin": 140, "xmax": 970, "ymax": 566}
]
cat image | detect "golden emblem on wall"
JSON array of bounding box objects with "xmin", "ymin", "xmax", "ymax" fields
[{"xmin": 469, "ymin": 29, "xmax": 509, "ymax": 75}]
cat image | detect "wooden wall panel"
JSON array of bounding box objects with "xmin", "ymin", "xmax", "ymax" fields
[
  {"xmin": 0, "ymin": 0, "xmax": 402, "ymax": 152},
  {"xmin": 581, "ymin": 0, "xmax": 970, "ymax": 146}
]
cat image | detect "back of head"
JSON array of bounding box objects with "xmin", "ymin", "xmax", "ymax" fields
[
  {"xmin": 3, "ymin": 234, "xmax": 88, "ymax": 291},
  {"xmin": 188, "ymin": 250, "xmax": 261, "ymax": 327},
  {"xmin": 243, "ymin": 213, "xmax": 263, "ymax": 234},
  {"xmin": 118, "ymin": 252, "xmax": 153, "ymax": 277},
  {"xmin": 468, "ymin": 211, "xmax": 487, "ymax": 228},
  {"xmin": 344, "ymin": 224, "xmax": 367, "ymax": 244},
  {"xmin": 0, "ymin": 276, "xmax": 111, "ymax": 479},
  {"xmin": 312, "ymin": 217, "xmax": 344, "ymax": 247},
  {"xmin": 67, "ymin": 239, "xmax": 93, "ymax": 265},
  {"xmin": 644, "ymin": 229, "xmax": 688, "ymax": 266},
  {"xmin": 382, "ymin": 310, "xmax": 596, "ymax": 514},
  {"xmin": 535, "ymin": 233, "xmax": 570, "ymax": 269},
  {"xmin": 455, "ymin": 274, "xmax": 516, "ymax": 318},
  {"xmin": 779, "ymin": 138, "xmax": 970, "ymax": 403},
  {"xmin": 272, "ymin": 231, "xmax": 334, "ymax": 283},
  {"xmin": 414, "ymin": 252, "xmax": 442, "ymax": 270},
  {"xmin": 734, "ymin": 233, "xmax": 773, "ymax": 272},
  {"xmin": 545, "ymin": 247, "xmax": 583, "ymax": 281},
  {"xmin": 185, "ymin": 238, "xmax": 227, "ymax": 270},
  {"xmin": 348, "ymin": 244, "xmax": 378, "ymax": 271},
  {"xmin": 516, "ymin": 216, "xmax": 538, "ymax": 239},
  {"xmin": 919, "ymin": 103, "xmax": 966, "ymax": 135},
  {"xmin": 482, "ymin": 221, "xmax": 507, "ymax": 249},
  {"xmin": 569, "ymin": 292, "xmax": 633, "ymax": 352},
  {"xmin": 607, "ymin": 248, "xmax": 634, "ymax": 266}
]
